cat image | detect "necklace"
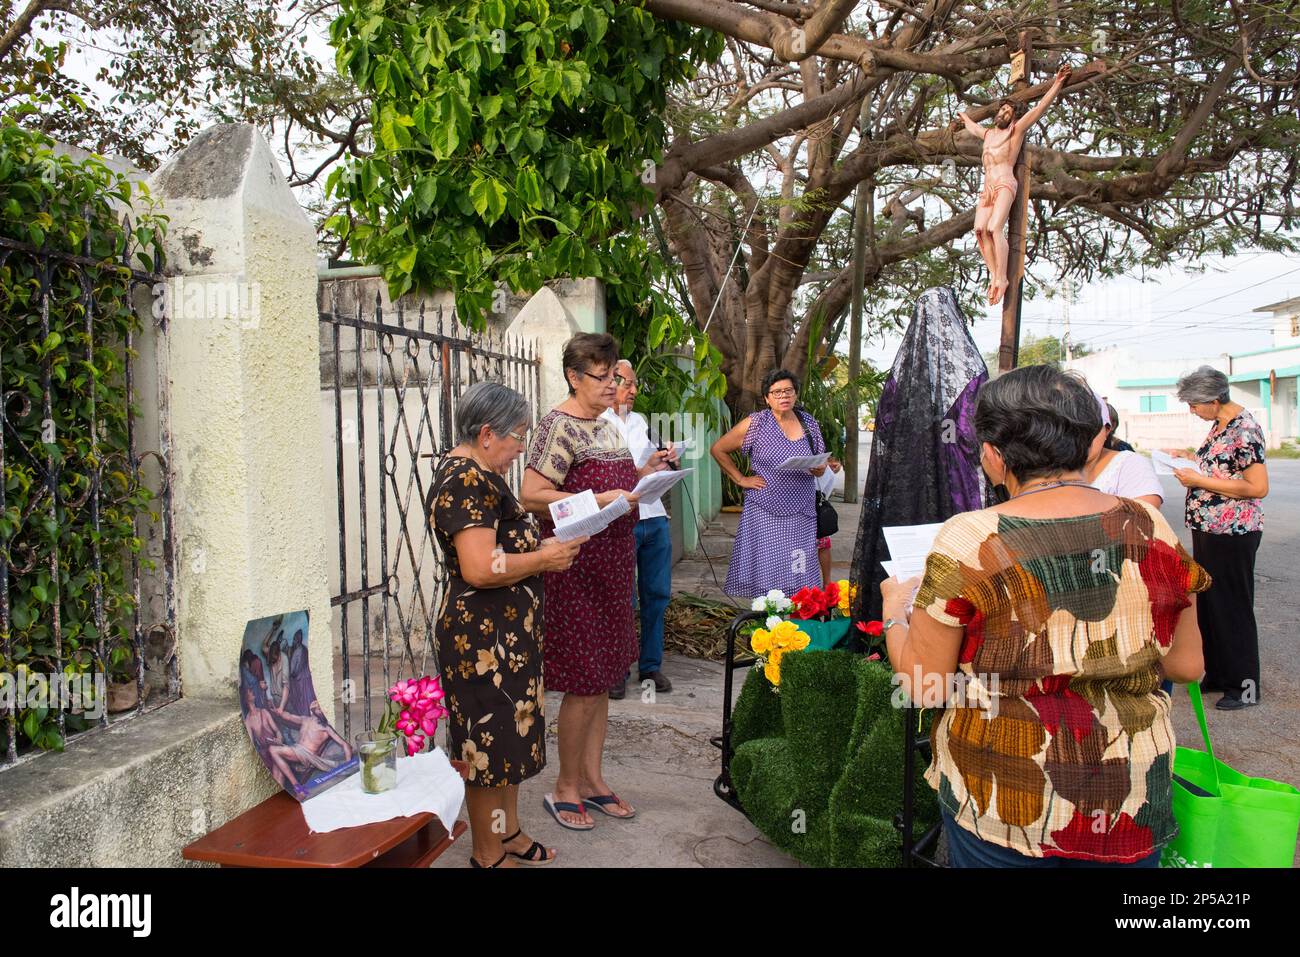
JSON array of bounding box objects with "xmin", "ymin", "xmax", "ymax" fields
[{"xmin": 1010, "ymin": 477, "xmax": 1091, "ymax": 500}]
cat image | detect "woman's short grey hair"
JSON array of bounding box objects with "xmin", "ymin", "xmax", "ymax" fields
[
  {"xmin": 974, "ymin": 365, "xmax": 1103, "ymax": 482},
  {"xmin": 1176, "ymin": 365, "xmax": 1230, "ymax": 405},
  {"xmin": 455, "ymin": 381, "xmax": 529, "ymax": 445}
]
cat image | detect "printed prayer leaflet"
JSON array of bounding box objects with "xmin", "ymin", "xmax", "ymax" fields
[
  {"xmin": 881, "ymin": 523, "xmax": 943, "ymax": 581},
  {"xmin": 549, "ymin": 488, "xmax": 632, "ymax": 542},
  {"xmin": 631, "ymin": 467, "xmax": 693, "ymax": 506},
  {"xmin": 776, "ymin": 452, "xmax": 829, "ymax": 470},
  {"xmin": 1152, "ymin": 450, "xmax": 1203, "ymax": 475}
]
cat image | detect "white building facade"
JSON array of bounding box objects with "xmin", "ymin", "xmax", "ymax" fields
[{"xmin": 1065, "ymin": 296, "xmax": 1300, "ymax": 450}]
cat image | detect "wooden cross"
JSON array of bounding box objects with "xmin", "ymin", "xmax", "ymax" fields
[{"xmin": 997, "ymin": 31, "xmax": 1033, "ymax": 374}]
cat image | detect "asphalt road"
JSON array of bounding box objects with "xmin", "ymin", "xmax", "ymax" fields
[{"xmin": 1156, "ymin": 458, "xmax": 1299, "ymax": 863}]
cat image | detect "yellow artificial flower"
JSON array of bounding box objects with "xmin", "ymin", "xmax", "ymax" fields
[
  {"xmin": 769, "ymin": 619, "xmax": 809, "ymax": 652},
  {"xmin": 763, "ymin": 656, "xmax": 782, "ymax": 685},
  {"xmin": 750, "ymin": 628, "xmax": 772, "ymax": 656},
  {"xmin": 836, "ymin": 579, "xmax": 856, "ymax": 615}
]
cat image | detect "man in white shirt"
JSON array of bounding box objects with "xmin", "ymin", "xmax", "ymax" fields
[{"xmin": 600, "ymin": 360, "xmax": 678, "ymax": 698}]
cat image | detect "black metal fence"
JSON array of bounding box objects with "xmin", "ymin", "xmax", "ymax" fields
[
  {"xmin": 319, "ymin": 279, "xmax": 541, "ymax": 738},
  {"xmin": 0, "ymin": 225, "xmax": 178, "ymax": 768}
]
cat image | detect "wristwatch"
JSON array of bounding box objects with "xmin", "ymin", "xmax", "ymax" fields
[{"xmin": 882, "ymin": 617, "xmax": 903, "ymax": 634}]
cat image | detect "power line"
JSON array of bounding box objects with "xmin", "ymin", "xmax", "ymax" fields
[{"xmin": 1075, "ymin": 265, "xmax": 1300, "ymax": 348}]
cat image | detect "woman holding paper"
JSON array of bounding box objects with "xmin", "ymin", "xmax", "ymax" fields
[
  {"xmin": 713, "ymin": 368, "xmax": 828, "ymax": 598},
  {"xmin": 521, "ymin": 333, "xmax": 672, "ymax": 830},
  {"xmin": 878, "ymin": 365, "xmax": 1210, "ymax": 867},
  {"xmin": 429, "ymin": 381, "xmax": 584, "ymax": 868},
  {"xmin": 1167, "ymin": 366, "xmax": 1268, "ymax": 711}
]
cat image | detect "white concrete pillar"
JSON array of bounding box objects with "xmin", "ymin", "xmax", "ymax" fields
[{"xmin": 149, "ymin": 124, "xmax": 334, "ymax": 716}]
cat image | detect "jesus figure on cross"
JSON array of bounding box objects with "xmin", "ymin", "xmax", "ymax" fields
[{"xmin": 954, "ymin": 64, "xmax": 1071, "ymax": 305}]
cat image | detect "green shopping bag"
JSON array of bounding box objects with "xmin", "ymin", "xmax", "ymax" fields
[{"xmin": 1162, "ymin": 683, "xmax": 1300, "ymax": 868}]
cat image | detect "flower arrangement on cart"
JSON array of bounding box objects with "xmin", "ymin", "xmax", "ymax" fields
[
  {"xmin": 745, "ymin": 580, "xmax": 880, "ymax": 687},
  {"xmin": 725, "ymin": 579, "xmax": 933, "ymax": 867}
]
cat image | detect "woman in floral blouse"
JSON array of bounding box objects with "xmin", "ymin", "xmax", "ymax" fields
[
  {"xmin": 430, "ymin": 381, "xmax": 585, "ymax": 868},
  {"xmin": 881, "ymin": 366, "xmax": 1209, "ymax": 867},
  {"xmin": 1166, "ymin": 365, "xmax": 1269, "ymax": 711}
]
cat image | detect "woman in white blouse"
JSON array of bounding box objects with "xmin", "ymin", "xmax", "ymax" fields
[{"xmin": 1084, "ymin": 395, "xmax": 1163, "ymax": 507}]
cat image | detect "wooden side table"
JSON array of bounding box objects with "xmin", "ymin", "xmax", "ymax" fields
[{"xmin": 182, "ymin": 791, "xmax": 466, "ymax": 868}]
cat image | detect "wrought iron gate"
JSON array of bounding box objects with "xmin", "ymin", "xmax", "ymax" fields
[{"xmin": 319, "ymin": 279, "xmax": 540, "ymax": 738}]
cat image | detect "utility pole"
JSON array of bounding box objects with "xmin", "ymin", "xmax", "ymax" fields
[
  {"xmin": 997, "ymin": 31, "xmax": 1033, "ymax": 373},
  {"xmin": 844, "ymin": 98, "xmax": 872, "ymax": 505},
  {"xmin": 1063, "ymin": 284, "xmax": 1072, "ymax": 363}
]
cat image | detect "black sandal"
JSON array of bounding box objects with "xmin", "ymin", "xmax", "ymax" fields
[
  {"xmin": 502, "ymin": 828, "xmax": 556, "ymax": 866},
  {"xmin": 470, "ymin": 851, "xmax": 509, "ymax": 868}
]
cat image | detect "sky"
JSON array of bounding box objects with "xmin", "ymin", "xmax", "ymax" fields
[{"xmin": 860, "ymin": 248, "xmax": 1300, "ymax": 372}]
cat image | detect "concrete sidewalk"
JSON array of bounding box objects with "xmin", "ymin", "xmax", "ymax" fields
[
  {"xmin": 430, "ymin": 654, "xmax": 799, "ymax": 868},
  {"xmin": 429, "ymin": 492, "xmax": 869, "ymax": 868}
]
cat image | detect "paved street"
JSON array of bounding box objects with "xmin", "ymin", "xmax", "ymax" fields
[{"xmin": 1157, "ymin": 459, "xmax": 1299, "ymax": 859}]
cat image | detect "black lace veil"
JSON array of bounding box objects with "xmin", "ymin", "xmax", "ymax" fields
[{"xmin": 849, "ymin": 286, "xmax": 993, "ymax": 630}]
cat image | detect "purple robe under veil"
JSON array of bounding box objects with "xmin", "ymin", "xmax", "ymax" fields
[{"xmin": 849, "ymin": 286, "xmax": 992, "ymax": 627}]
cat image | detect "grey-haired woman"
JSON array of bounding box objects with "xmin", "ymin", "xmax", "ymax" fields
[
  {"xmin": 1165, "ymin": 365, "xmax": 1269, "ymax": 711},
  {"xmin": 429, "ymin": 381, "xmax": 585, "ymax": 867}
]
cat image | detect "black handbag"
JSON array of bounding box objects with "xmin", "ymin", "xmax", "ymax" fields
[{"xmin": 796, "ymin": 409, "xmax": 838, "ymax": 538}]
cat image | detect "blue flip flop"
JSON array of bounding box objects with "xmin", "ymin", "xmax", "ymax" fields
[
  {"xmin": 582, "ymin": 794, "xmax": 636, "ymax": 819},
  {"xmin": 543, "ymin": 793, "xmax": 595, "ymax": 831}
]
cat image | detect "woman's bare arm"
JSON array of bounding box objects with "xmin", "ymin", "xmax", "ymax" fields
[{"xmin": 1158, "ymin": 601, "xmax": 1205, "ymax": 684}]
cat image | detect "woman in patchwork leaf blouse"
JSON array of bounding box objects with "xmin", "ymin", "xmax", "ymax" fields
[
  {"xmin": 1165, "ymin": 365, "xmax": 1269, "ymax": 712},
  {"xmin": 879, "ymin": 366, "xmax": 1210, "ymax": 867},
  {"xmin": 430, "ymin": 381, "xmax": 585, "ymax": 868}
]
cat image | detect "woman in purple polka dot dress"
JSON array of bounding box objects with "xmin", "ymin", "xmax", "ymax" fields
[{"xmin": 712, "ymin": 369, "xmax": 828, "ymax": 598}]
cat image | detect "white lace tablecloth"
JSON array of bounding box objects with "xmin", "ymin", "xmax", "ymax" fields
[{"xmin": 299, "ymin": 747, "xmax": 465, "ymax": 834}]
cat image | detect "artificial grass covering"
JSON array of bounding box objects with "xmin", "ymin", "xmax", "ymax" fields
[{"xmin": 730, "ymin": 650, "xmax": 939, "ymax": 867}]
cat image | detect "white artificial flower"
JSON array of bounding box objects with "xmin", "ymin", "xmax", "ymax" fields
[
  {"xmin": 777, "ymin": 597, "xmax": 793, "ymax": 612},
  {"xmin": 751, "ymin": 597, "xmax": 767, "ymax": 611},
  {"xmin": 766, "ymin": 588, "xmax": 785, "ymax": 603},
  {"xmin": 765, "ymin": 615, "xmax": 782, "ymax": 630}
]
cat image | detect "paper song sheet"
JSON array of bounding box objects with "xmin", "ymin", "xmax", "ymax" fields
[
  {"xmin": 631, "ymin": 467, "xmax": 693, "ymax": 506},
  {"xmin": 549, "ymin": 489, "xmax": 631, "ymax": 542},
  {"xmin": 776, "ymin": 452, "xmax": 829, "ymax": 471},
  {"xmin": 881, "ymin": 523, "xmax": 944, "ymax": 582},
  {"xmin": 1152, "ymin": 450, "xmax": 1203, "ymax": 476}
]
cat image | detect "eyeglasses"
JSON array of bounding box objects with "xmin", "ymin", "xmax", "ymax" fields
[
  {"xmin": 768, "ymin": 388, "xmax": 796, "ymax": 398},
  {"xmin": 505, "ymin": 428, "xmax": 528, "ymax": 443},
  {"xmin": 583, "ymin": 371, "xmax": 626, "ymax": 386}
]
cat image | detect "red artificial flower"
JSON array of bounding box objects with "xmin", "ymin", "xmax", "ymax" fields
[
  {"xmin": 791, "ymin": 587, "xmax": 828, "ymax": 620},
  {"xmin": 823, "ymin": 581, "xmax": 841, "ymax": 608},
  {"xmin": 856, "ymin": 620, "xmax": 884, "ymax": 636}
]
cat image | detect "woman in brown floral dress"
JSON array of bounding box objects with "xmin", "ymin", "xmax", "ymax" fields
[{"xmin": 430, "ymin": 381, "xmax": 584, "ymax": 868}]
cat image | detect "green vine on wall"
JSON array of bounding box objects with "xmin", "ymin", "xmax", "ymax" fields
[
  {"xmin": 326, "ymin": 0, "xmax": 728, "ymax": 407},
  {"xmin": 0, "ymin": 105, "xmax": 165, "ymax": 754}
]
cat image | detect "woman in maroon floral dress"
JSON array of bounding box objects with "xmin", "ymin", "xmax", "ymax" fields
[{"xmin": 522, "ymin": 333, "xmax": 672, "ymax": 830}]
